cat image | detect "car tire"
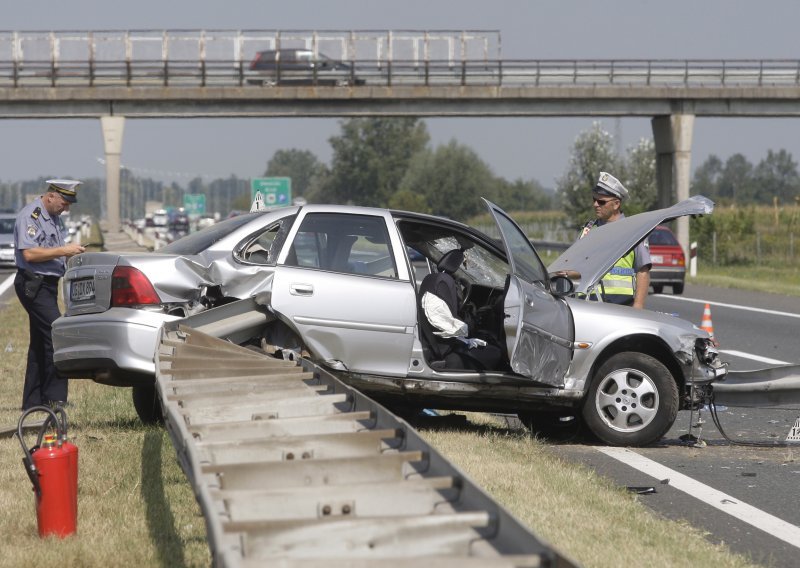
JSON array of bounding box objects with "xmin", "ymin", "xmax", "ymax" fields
[
  {"xmin": 652, "ymin": 284, "xmax": 663, "ymax": 294},
  {"xmin": 132, "ymin": 384, "xmax": 163, "ymax": 424},
  {"xmin": 518, "ymin": 409, "xmax": 583, "ymax": 442},
  {"xmin": 582, "ymin": 352, "xmax": 678, "ymax": 447},
  {"xmin": 673, "ymin": 283, "xmax": 684, "ymax": 294}
]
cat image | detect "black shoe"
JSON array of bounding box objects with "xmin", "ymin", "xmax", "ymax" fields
[{"xmin": 47, "ymin": 400, "xmax": 71, "ymax": 409}]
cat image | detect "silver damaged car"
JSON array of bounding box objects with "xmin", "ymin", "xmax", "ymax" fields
[{"xmin": 53, "ymin": 197, "xmax": 725, "ymax": 446}]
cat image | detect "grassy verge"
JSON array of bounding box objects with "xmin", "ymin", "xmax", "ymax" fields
[
  {"xmin": 0, "ymin": 301, "xmax": 209, "ymax": 567},
  {"xmin": 690, "ymin": 265, "xmax": 800, "ymax": 297},
  {"xmin": 0, "ymin": 299, "xmax": 756, "ymax": 567}
]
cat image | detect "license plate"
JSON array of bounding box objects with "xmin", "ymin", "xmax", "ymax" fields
[
  {"xmin": 650, "ymin": 254, "xmax": 663, "ymax": 264},
  {"xmin": 70, "ymin": 278, "xmax": 95, "ymax": 302}
]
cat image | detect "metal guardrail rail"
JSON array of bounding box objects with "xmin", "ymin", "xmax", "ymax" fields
[{"xmin": 155, "ymin": 318, "xmax": 574, "ymax": 567}]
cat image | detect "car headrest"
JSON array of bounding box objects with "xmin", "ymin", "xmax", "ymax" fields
[{"xmin": 437, "ymin": 249, "xmax": 464, "ymax": 274}]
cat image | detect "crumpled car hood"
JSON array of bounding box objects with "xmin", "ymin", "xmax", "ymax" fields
[{"xmin": 548, "ymin": 195, "xmax": 714, "ymax": 295}]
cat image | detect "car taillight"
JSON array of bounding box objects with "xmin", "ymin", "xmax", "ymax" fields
[{"xmin": 111, "ymin": 266, "xmax": 160, "ymax": 307}]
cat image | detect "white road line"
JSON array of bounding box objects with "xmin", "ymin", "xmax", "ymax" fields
[
  {"xmin": 719, "ymin": 350, "xmax": 791, "ymax": 365},
  {"xmin": 0, "ymin": 273, "xmax": 15, "ymax": 297},
  {"xmin": 658, "ymin": 295, "xmax": 800, "ymax": 319},
  {"xmin": 597, "ymin": 446, "xmax": 800, "ymax": 548}
]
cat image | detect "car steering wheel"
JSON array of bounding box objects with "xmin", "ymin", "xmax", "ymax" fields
[{"xmin": 456, "ymin": 277, "xmax": 472, "ymax": 311}]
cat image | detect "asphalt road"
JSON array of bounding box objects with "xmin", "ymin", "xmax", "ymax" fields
[{"xmin": 553, "ymin": 283, "xmax": 800, "ymax": 567}]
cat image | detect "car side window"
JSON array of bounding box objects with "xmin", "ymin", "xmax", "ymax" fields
[
  {"xmin": 284, "ymin": 213, "xmax": 397, "ymax": 278},
  {"xmin": 237, "ymin": 217, "xmax": 294, "ymax": 265}
]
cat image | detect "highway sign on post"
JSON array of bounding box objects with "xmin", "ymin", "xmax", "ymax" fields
[
  {"xmin": 250, "ymin": 177, "xmax": 292, "ymax": 209},
  {"xmin": 183, "ymin": 194, "xmax": 206, "ymax": 215}
]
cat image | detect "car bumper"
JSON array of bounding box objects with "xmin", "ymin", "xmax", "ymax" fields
[
  {"xmin": 0, "ymin": 251, "xmax": 15, "ymax": 266},
  {"xmin": 649, "ymin": 266, "xmax": 685, "ymax": 285},
  {"xmin": 52, "ymin": 308, "xmax": 180, "ymax": 386}
]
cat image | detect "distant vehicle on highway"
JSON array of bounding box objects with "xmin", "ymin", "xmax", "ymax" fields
[
  {"xmin": 247, "ymin": 48, "xmax": 364, "ymax": 86},
  {"xmin": 0, "ymin": 212, "xmax": 15, "ymax": 267},
  {"xmin": 151, "ymin": 209, "xmax": 169, "ymax": 228},
  {"xmin": 648, "ymin": 225, "xmax": 686, "ymax": 294}
]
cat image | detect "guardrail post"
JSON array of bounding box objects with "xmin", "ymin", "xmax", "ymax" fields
[{"xmin": 689, "ymin": 241, "xmax": 697, "ymax": 277}]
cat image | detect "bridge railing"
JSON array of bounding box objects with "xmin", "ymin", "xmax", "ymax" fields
[{"xmin": 3, "ymin": 57, "xmax": 800, "ymax": 89}]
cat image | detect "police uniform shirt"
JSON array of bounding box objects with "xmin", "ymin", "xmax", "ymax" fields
[{"xmin": 14, "ymin": 197, "xmax": 67, "ymax": 277}]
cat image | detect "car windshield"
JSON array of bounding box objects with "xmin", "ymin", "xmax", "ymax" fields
[
  {"xmin": 160, "ymin": 212, "xmax": 265, "ymax": 255},
  {"xmin": 0, "ymin": 217, "xmax": 14, "ymax": 234}
]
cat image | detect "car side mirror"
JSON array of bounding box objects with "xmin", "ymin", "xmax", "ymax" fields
[{"xmin": 548, "ymin": 273, "xmax": 576, "ymax": 297}]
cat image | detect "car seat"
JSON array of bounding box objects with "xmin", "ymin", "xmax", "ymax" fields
[{"xmin": 417, "ymin": 249, "xmax": 465, "ymax": 367}]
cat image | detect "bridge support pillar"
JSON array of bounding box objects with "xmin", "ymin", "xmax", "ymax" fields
[
  {"xmin": 100, "ymin": 116, "xmax": 125, "ymax": 233},
  {"xmin": 652, "ymin": 113, "xmax": 694, "ymax": 259}
]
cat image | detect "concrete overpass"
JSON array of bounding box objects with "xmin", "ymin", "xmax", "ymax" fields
[{"xmin": 4, "ymin": 30, "xmax": 800, "ymax": 256}]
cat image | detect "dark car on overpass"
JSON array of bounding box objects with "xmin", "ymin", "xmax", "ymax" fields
[{"xmin": 247, "ymin": 48, "xmax": 364, "ymax": 86}]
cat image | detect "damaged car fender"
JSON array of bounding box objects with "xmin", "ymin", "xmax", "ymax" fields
[{"xmin": 563, "ymin": 298, "xmax": 709, "ymax": 393}]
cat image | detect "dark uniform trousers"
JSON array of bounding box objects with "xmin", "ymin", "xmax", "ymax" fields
[{"xmin": 14, "ymin": 271, "xmax": 67, "ymax": 409}]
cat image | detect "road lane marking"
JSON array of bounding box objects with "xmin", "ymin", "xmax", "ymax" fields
[
  {"xmin": 0, "ymin": 274, "xmax": 14, "ymax": 297},
  {"xmin": 597, "ymin": 446, "xmax": 800, "ymax": 548},
  {"xmin": 656, "ymin": 295, "xmax": 800, "ymax": 319},
  {"xmin": 719, "ymin": 350, "xmax": 790, "ymax": 365}
]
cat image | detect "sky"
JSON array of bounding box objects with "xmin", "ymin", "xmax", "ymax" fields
[{"xmin": 4, "ymin": 1, "xmax": 800, "ymax": 190}]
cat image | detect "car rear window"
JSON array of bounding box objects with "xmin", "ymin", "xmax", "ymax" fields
[
  {"xmin": 160, "ymin": 212, "xmax": 265, "ymax": 255},
  {"xmin": 648, "ymin": 228, "xmax": 679, "ymax": 246}
]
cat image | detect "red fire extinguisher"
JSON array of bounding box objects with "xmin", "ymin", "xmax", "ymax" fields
[{"xmin": 17, "ymin": 405, "xmax": 79, "ymax": 538}]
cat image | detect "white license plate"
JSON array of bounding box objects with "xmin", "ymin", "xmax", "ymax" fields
[
  {"xmin": 70, "ymin": 278, "xmax": 95, "ymax": 302},
  {"xmin": 650, "ymin": 255, "xmax": 663, "ymax": 264}
]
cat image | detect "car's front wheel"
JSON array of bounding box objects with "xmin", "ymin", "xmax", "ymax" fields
[
  {"xmin": 132, "ymin": 384, "xmax": 163, "ymax": 424},
  {"xmin": 582, "ymin": 352, "xmax": 678, "ymax": 446}
]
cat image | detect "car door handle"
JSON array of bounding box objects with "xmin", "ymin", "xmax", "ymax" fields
[{"xmin": 290, "ymin": 283, "xmax": 314, "ymax": 296}]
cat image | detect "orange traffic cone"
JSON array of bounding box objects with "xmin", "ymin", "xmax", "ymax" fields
[{"xmin": 700, "ymin": 303, "xmax": 714, "ymax": 337}]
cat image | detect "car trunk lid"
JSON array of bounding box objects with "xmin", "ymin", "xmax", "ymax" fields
[{"xmin": 62, "ymin": 252, "xmax": 211, "ymax": 316}]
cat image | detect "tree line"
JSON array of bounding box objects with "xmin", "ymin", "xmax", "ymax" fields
[{"xmin": 1, "ymin": 119, "xmax": 799, "ymax": 227}]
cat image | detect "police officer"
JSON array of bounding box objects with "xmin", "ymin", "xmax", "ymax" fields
[
  {"xmin": 14, "ymin": 179, "xmax": 86, "ymax": 410},
  {"xmin": 578, "ymin": 172, "xmax": 651, "ymax": 309}
]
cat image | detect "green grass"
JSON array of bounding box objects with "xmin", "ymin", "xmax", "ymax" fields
[
  {"xmin": 0, "ymin": 302, "xmax": 209, "ymax": 568},
  {"xmin": 691, "ymin": 265, "xmax": 800, "ymax": 297}
]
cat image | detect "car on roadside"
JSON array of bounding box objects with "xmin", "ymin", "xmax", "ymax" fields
[
  {"xmin": 648, "ymin": 224, "xmax": 686, "ymax": 294},
  {"xmin": 247, "ymin": 48, "xmax": 364, "ymax": 86},
  {"xmin": 52, "ymin": 197, "xmax": 725, "ymax": 446},
  {"xmin": 0, "ymin": 212, "xmax": 17, "ymax": 267}
]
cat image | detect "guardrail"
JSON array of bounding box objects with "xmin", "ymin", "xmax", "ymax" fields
[
  {"xmin": 155, "ymin": 303, "xmax": 574, "ymax": 566},
  {"xmin": 3, "ymin": 58, "xmax": 800, "ymax": 89}
]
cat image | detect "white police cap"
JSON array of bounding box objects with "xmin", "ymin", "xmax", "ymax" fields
[
  {"xmin": 46, "ymin": 179, "xmax": 82, "ymax": 203},
  {"xmin": 593, "ymin": 172, "xmax": 628, "ymax": 201}
]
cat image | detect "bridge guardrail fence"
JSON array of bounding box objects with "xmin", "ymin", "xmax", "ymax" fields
[{"xmin": 2, "ymin": 31, "xmax": 800, "ymax": 89}]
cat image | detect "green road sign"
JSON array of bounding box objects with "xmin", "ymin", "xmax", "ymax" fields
[
  {"xmin": 250, "ymin": 177, "xmax": 292, "ymax": 209},
  {"xmin": 183, "ymin": 194, "xmax": 206, "ymax": 215}
]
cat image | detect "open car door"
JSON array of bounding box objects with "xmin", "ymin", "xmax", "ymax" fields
[{"xmin": 485, "ymin": 200, "xmax": 574, "ymax": 387}]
